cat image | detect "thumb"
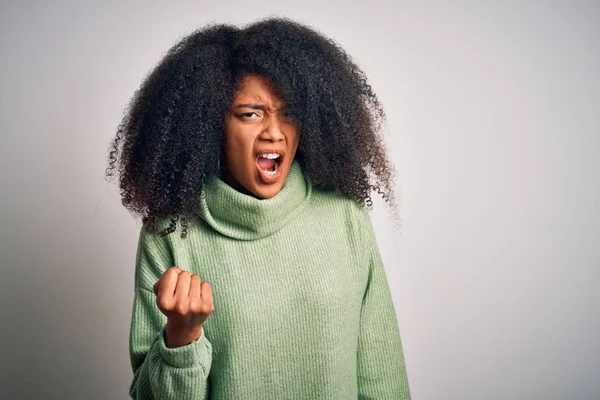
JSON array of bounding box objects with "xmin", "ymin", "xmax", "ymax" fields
[{"xmin": 153, "ymin": 279, "xmax": 160, "ymax": 295}]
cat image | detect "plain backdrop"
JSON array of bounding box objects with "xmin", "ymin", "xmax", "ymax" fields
[{"xmin": 1, "ymin": 1, "xmax": 599, "ymax": 399}]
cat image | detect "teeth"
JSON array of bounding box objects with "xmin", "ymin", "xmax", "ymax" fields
[{"xmin": 260, "ymin": 153, "xmax": 280, "ymax": 160}]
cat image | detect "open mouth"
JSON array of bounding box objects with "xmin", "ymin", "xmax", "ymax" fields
[{"xmin": 256, "ymin": 152, "xmax": 283, "ymax": 183}]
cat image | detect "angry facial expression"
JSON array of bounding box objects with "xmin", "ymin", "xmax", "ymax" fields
[{"xmin": 222, "ymin": 74, "xmax": 300, "ymax": 199}]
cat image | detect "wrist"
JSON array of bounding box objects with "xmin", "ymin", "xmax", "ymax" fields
[{"xmin": 165, "ymin": 323, "xmax": 203, "ymax": 348}]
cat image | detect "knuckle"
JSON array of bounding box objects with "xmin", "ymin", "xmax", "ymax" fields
[
  {"xmin": 190, "ymin": 300, "xmax": 201, "ymax": 312},
  {"xmin": 156, "ymin": 298, "xmax": 170, "ymax": 310},
  {"xmin": 174, "ymin": 303, "xmax": 187, "ymax": 315}
]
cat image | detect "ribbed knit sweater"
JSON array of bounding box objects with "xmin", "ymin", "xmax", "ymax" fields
[{"xmin": 128, "ymin": 161, "xmax": 411, "ymax": 399}]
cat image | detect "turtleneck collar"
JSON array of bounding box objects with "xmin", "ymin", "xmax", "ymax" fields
[{"xmin": 198, "ymin": 160, "xmax": 312, "ymax": 240}]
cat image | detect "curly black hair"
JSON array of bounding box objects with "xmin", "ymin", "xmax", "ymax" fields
[{"xmin": 106, "ymin": 17, "xmax": 397, "ymax": 239}]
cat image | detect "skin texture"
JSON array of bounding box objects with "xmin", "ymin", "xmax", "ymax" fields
[
  {"xmin": 223, "ymin": 74, "xmax": 300, "ymax": 199},
  {"xmin": 105, "ymin": 17, "xmax": 397, "ymax": 239},
  {"xmin": 153, "ymin": 266, "xmax": 214, "ymax": 348}
]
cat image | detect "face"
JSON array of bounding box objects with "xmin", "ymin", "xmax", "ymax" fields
[{"xmin": 222, "ymin": 74, "xmax": 300, "ymax": 199}]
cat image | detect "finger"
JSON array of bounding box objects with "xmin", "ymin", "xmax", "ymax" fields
[
  {"xmin": 200, "ymin": 281, "xmax": 213, "ymax": 304},
  {"xmin": 153, "ymin": 279, "xmax": 160, "ymax": 296},
  {"xmin": 189, "ymin": 274, "xmax": 201, "ymax": 299},
  {"xmin": 171, "ymin": 266, "xmax": 183, "ymax": 274},
  {"xmin": 158, "ymin": 267, "xmax": 180, "ymax": 299},
  {"xmin": 175, "ymin": 271, "xmax": 192, "ymax": 298}
]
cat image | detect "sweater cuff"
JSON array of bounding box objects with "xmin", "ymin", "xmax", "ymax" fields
[{"xmin": 158, "ymin": 325, "xmax": 213, "ymax": 369}]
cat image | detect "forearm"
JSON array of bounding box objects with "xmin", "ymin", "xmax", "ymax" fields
[{"xmin": 130, "ymin": 288, "xmax": 213, "ymax": 400}]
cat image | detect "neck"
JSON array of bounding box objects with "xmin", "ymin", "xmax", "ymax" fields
[
  {"xmin": 199, "ymin": 160, "xmax": 312, "ymax": 240},
  {"xmin": 221, "ymin": 168, "xmax": 260, "ymax": 199}
]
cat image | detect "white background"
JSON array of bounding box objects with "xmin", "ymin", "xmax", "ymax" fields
[{"xmin": 1, "ymin": 1, "xmax": 599, "ymax": 399}]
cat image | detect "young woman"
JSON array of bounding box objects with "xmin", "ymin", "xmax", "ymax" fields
[{"xmin": 106, "ymin": 17, "xmax": 411, "ymax": 399}]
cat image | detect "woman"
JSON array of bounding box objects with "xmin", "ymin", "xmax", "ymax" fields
[{"xmin": 106, "ymin": 17, "xmax": 411, "ymax": 399}]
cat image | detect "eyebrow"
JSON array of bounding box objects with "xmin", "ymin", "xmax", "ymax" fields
[
  {"xmin": 233, "ymin": 103, "xmax": 266, "ymax": 109},
  {"xmin": 232, "ymin": 103, "xmax": 284, "ymax": 111}
]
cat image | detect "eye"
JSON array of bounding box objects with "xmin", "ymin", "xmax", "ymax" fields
[{"xmin": 238, "ymin": 111, "xmax": 260, "ymax": 119}]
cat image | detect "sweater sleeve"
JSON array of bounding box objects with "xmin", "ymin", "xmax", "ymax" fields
[
  {"xmin": 128, "ymin": 226, "xmax": 213, "ymax": 399},
  {"xmin": 355, "ymin": 207, "xmax": 411, "ymax": 399}
]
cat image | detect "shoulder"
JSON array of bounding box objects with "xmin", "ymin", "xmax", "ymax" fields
[
  {"xmin": 137, "ymin": 218, "xmax": 175, "ymax": 248},
  {"xmin": 308, "ymin": 188, "xmax": 375, "ymax": 250},
  {"xmin": 135, "ymin": 218, "xmax": 178, "ymax": 271},
  {"xmin": 310, "ymin": 187, "xmax": 372, "ymax": 221}
]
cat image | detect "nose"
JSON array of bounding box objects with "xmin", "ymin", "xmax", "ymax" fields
[{"xmin": 259, "ymin": 116, "xmax": 285, "ymax": 142}]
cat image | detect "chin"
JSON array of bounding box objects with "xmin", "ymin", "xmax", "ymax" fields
[{"xmin": 252, "ymin": 182, "xmax": 284, "ymax": 199}]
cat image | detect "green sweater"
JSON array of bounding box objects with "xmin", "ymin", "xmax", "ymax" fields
[{"xmin": 129, "ymin": 161, "xmax": 411, "ymax": 399}]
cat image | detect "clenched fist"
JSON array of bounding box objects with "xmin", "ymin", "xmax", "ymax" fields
[{"xmin": 153, "ymin": 266, "xmax": 214, "ymax": 348}]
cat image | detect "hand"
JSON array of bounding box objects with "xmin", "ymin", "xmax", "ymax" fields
[{"xmin": 153, "ymin": 266, "xmax": 214, "ymax": 348}]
